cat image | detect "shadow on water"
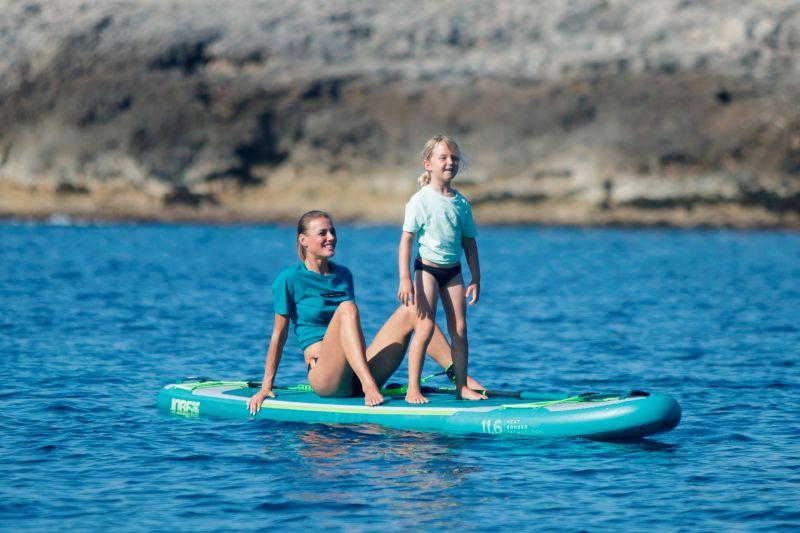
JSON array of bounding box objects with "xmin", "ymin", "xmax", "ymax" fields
[
  {"xmin": 269, "ymin": 423, "xmax": 478, "ymax": 481},
  {"xmin": 249, "ymin": 423, "xmax": 488, "ymax": 520},
  {"xmin": 255, "ymin": 422, "xmax": 680, "ymax": 461},
  {"xmin": 246, "ymin": 421, "xmax": 685, "ymax": 527},
  {"xmin": 588, "ymin": 437, "xmax": 679, "ymax": 452}
]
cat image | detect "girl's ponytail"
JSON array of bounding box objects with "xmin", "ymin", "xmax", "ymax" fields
[{"xmin": 418, "ymin": 170, "xmax": 431, "ymax": 187}]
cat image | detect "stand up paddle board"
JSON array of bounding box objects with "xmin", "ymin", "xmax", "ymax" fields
[{"xmin": 158, "ymin": 378, "xmax": 681, "ymax": 440}]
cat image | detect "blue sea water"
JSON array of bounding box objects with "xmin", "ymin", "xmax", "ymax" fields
[{"xmin": 1, "ymin": 221, "xmax": 799, "ymax": 531}]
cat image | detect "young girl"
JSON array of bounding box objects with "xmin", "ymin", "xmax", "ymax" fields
[{"xmin": 398, "ymin": 134, "xmax": 486, "ymax": 403}]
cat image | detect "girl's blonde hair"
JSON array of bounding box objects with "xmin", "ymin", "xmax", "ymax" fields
[
  {"xmin": 418, "ymin": 134, "xmax": 464, "ymax": 187},
  {"xmin": 296, "ymin": 209, "xmax": 332, "ymax": 260}
]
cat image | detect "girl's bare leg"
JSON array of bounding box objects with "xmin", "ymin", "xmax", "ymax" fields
[
  {"xmin": 308, "ymin": 301, "xmax": 384, "ymax": 406},
  {"xmin": 425, "ymin": 325, "xmax": 485, "ymax": 390},
  {"xmin": 440, "ymin": 275, "xmax": 486, "ymax": 400},
  {"xmin": 405, "ymin": 270, "xmax": 439, "ymax": 403}
]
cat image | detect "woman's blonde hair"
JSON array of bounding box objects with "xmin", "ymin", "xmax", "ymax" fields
[
  {"xmin": 296, "ymin": 209, "xmax": 332, "ymax": 260},
  {"xmin": 418, "ymin": 134, "xmax": 464, "ymax": 187}
]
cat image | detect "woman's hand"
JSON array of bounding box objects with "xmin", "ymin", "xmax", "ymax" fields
[
  {"xmin": 247, "ymin": 389, "xmax": 276, "ymax": 415},
  {"xmin": 397, "ymin": 277, "xmax": 415, "ymax": 306},
  {"xmin": 466, "ymin": 279, "xmax": 480, "ymax": 305}
]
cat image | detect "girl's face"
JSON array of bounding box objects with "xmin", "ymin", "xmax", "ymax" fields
[
  {"xmin": 424, "ymin": 143, "xmax": 460, "ymax": 184},
  {"xmin": 299, "ymin": 217, "xmax": 337, "ymax": 260}
]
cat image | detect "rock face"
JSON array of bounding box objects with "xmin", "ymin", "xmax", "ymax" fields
[{"xmin": 1, "ymin": 0, "xmax": 799, "ymax": 227}]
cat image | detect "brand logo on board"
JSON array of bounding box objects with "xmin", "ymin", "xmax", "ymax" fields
[{"xmin": 171, "ymin": 398, "xmax": 200, "ymax": 416}]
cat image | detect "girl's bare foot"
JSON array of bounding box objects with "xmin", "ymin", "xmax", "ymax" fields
[
  {"xmin": 444, "ymin": 364, "xmax": 485, "ymax": 391},
  {"xmin": 363, "ymin": 385, "xmax": 385, "ymax": 407},
  {"xmin": 466, "ymin": 376, "xmax": 485, "ymax": 391},
  {"xmin": 405, "ymin": 387, "xmax": 429, "ymax": 404},
  {"xmin": 458, "ymin": 386, "xmax": 487, "ymax": 400}
]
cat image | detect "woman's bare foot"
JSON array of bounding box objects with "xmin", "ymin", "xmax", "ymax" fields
[
  {"xmin": 405, "ymin": 386, "xmax": 429, "ymax": 404},
  {"xmin": 363, "ymin": 384, "xmax": 385, "ymax": 407},
  {"xmin": 458, "ymin": 386, "xmax": 487, "ymax": 400}
]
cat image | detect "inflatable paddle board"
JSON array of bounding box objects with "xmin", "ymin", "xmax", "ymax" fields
[{"xmin": 158, "ymin": 378, "xmax": 681, "ymax": 440}]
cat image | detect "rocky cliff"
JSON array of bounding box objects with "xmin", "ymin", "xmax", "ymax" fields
[{"xmin": 1, "ymin": 0, "xmax": 799, "ymax": 227}]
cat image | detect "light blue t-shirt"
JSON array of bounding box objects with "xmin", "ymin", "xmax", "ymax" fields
[
  {"xmin": 402, "ymin": 185, "xmax": 478, "ymax": 266},
  {"xmin": 271, "ymin": 262, "xmax": 355, "ymax": 350}
]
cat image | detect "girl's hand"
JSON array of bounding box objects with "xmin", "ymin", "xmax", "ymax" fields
[
  {"xmin": 247, "ymin": 389, "xmax": 276, "ymax": 415},
  {"xmin": 466, "ymin": 280, "xmax": 480, "ymax": 305},
  {"xmin": 397, "ymin": 277, "xmax": 415, "ymax": 306}
]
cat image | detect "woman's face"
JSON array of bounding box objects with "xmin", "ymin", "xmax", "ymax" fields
[{"xmin": 300, "ymin": 217, "xmax": 337, "ymax": 259}]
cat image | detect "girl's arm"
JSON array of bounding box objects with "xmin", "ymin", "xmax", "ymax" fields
[
  {"xmin": 247, "ymin": 313, "xmax": 290, "ymax": 414},
  {"xmin": 397, "ymin": 231, "xmax": 416, "ymax": 306},
  {"xmin": 462, "ymin": 237, "xmax": 481, "ymax": 305}
]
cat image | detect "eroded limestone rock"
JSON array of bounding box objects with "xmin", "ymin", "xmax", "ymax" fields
[{"xmin": 1, "ymin": 0, "xmax": 798, "ymax": 226}]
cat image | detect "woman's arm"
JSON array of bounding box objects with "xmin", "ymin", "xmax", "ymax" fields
[
  {"xmin": 462, "ymin": 237, "xmax": 481, "ymax": 305},
  {"xmin": 247, "ymin": 313, "xmax": 290, "ymax": 414},
  {"xmin": 397, "ymin": 231, "xmax": 416, "ymax": 306}
]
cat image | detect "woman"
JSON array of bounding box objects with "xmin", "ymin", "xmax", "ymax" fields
[{"xmin": 247, "ymin": 210, "xmax": 482, "ymax": 413}]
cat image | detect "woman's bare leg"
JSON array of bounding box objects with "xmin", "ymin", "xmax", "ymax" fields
[
  {"xmin": 440, "ymin": 275, "xmax": 486, "ymax": 400},
  {"xmin": 308, "ymin": 301, "xmax": 384, "ymax": 406},
  {"xmin": 405, "ymin": 270, "xmax": 439, "ymax": 403},
  {"xmin": 362, "ymin": 305, "xmax": 416, "ymax": 386}
]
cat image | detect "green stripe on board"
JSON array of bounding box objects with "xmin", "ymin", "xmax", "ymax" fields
[
  {"xmin": 501, "ymin": 395, "xmax": 622, "ymax": 409},
  {"xmin": 168, "ymin": 380, "xmax": 250, "ymax": 391}
]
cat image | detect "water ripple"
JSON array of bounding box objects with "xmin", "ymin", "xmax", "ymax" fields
[{"xmin": 1, "ymin": 223, "xmax": 798, "ymax": 530}]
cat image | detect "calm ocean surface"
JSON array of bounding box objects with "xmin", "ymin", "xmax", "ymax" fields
[{"xmin": 1, "ymin": 221, "xmax": 799, "ymax": 530}]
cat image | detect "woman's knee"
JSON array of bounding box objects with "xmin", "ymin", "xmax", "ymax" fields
[
  {"xmin": 336, "ymin": 300, "xmax": 359, "ymax": 319},
  {"xmin": 398, "ymin": 304, "xmax": 417, "ymax": 326},
  {"xmin": 415, "ymin": 317, "xmax": 436, "ymax": 339}
]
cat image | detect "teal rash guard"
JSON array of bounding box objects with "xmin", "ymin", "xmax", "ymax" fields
[
  {"xmin": 402, "ymin": 185, "xmax": 478, "ymax": 266},
  {"xmin": 271, "ymin": 262, "xmax": 355, "ymax": 350}
]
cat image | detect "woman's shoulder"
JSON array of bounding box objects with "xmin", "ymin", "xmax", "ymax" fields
[
  {"xmin": 330, "ymin": 262, "xmax": 353, "ymax": 278},
  {"xmin": 273, "ymin": 263, "xmax": 303, "ymax": 284}
]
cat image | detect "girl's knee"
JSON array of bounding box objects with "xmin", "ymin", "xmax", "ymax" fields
[{"xmin": 449, "ymin": 322, "xmax": 468, "ymax": 341}]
